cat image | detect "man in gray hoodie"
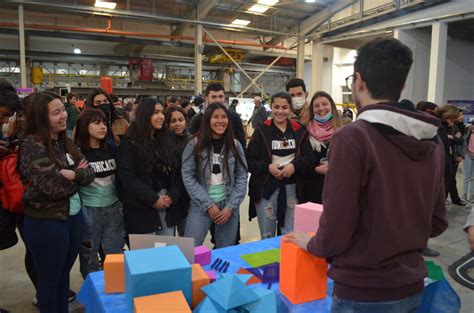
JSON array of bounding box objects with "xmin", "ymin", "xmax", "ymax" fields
[{"xmin": 286, "ymin": 38, "xmax": 448, "ymax": 312}]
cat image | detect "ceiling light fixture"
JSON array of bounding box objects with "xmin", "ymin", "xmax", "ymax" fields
[
  {"xmin": 248, "ymin": 4, "xmax": 268, "ymax": 13},
  {"xmin": 258, "ymin": 0, "xmax": 279, "ymax": 5},
  {"xmin": 231, "ymin": 19, "xmax": 251, "ymax": 26},
  {"xmin": 305, "ymin": 0, "xmax": 317, "ymax": 2},
  {"xmin": 73, "ymin": 48, "xmax": 82, "ymax": 54},
  {"xmin": 94, "ymin": 1, "xmax": 117, "ymax": 9}
]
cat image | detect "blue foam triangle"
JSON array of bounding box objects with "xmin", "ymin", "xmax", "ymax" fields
[
  {"xmin": 193, "ymin": 297, "xmax": 227, "ymax": 313},
  {"xmin": 242, "ymin": 287, "xmax": 289, "ymax": 313},
  {"xmin": 201, "ymin": 275, "xmax": 260, "ymax": 310},
  {"xmin": 220, "ymin": 273, "xmax": 253, "ymax": 284}
]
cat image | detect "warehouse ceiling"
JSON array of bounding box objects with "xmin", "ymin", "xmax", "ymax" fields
[{"xmin": 0, "ymin": 0, "xmax": 462, "ymax": 69}]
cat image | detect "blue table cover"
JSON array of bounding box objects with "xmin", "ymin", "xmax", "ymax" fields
[{"xmin": 77, "ymin": 236, "xmax": 459, "ymax": 313}]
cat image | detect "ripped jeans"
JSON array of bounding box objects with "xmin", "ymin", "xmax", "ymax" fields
[
  {"xmin": 79, "ymin": 201, "xmax": 125, "ymax": 279},
  {"xmin": 255, "ymin": 184, "xmax": 296, "ymax": 239}
]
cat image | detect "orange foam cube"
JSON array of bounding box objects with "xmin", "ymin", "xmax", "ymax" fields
[
  {"xmin": 279, "ymin": 236, "xmax": 328, "ymax": 304},
  {"xmin": 104, "ymin": 254, "xmax": 125, "ymax": 293},
  {"xmin": 133, "ymin": 290, "xmax": 191, "ymax": 313},
  {"xmin": 191, "ymin": 264, "xmax": 211, "ymax": 308}
]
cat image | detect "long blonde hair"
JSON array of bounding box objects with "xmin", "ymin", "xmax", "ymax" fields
[{"xmin": 301, "ymin": 91, "xmax": 343, "ymax": 129}]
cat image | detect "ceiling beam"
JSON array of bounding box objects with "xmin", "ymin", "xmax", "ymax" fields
[
  {"xmin": 173, "ymin": 0, "xmax": 218, "ymax": 37},
  {"xmin": 265, "ymin": 0, "xmax": 356, "ymax": 48}
]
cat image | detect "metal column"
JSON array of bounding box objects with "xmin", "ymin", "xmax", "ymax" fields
[
  {"xmin": 194, "ymin": 24, "xmax": 203, "ymax": 94},
  {"xmin": 296, "ymin": 35, "xmax": 305, "ymax": 78},
  {"xmin": 18, "ymin": 5, "xmax": 27, "ymax": 88},
  {"xmin": 311, "ymin": 41, "xmax": 324, "ymax": 95},
  {"xmin": 427, "ymin": 22, "xmax": 447, "ymax": 104}
]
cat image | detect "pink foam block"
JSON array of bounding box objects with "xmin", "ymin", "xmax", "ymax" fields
[
  {"xmin": 194, "ymin": 246, "xmax": 211, "ymax": 266},
  {"xmin": 294, "ymin": 202, "xmax": 324, "ymax": 233},
  {"xmin": 205, "ymin": 270, "xmax": 216, "ymax": 283}
]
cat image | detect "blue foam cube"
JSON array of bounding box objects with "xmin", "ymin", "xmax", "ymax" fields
[{"xmin": 124, "ymin": 246, "xmax": 191, "ymax": 312}]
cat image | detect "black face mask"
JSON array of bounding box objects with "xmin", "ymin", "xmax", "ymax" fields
[{"xmin": 96, "ymin": 103, "xmax": 111, "ymax": 121}]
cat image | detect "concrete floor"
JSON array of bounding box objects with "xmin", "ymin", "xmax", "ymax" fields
[{"xmin": 1, "ymin": 177, "xmax": 473, "ymax": 313}]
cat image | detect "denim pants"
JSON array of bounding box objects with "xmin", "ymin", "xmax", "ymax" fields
[
  {"xmin": 463, "ymin": 154, "xmax": 474, "ymax": 198},
  {"xmin": 23, "ymin": 211, "xmax": 84, "ymax": 313},
  {"xmin": 255, "ymin": 184, "xmax": 296, "ymax": 239},
  {"xmin": 331, "ymin": 293, "xmax": 423, "ymax": 313},
  {"xmin": 184, "ymin": 200, "xmax": 238, "ymax": 248},
  {"xmin": 79, "ymin": 201, "xmax": 125, "ymax": 279}
]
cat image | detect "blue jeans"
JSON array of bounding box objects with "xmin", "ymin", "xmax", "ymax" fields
[
  {"xmin": 331, "ymin": 293, "xmax": 423, "ymax": 313},
  {"xmin": 23, "ymin": 211, "xmax": 84, "ymax": 313},
  {"xmin": 79, "ymin": 201, "xmax": 125, "ymax": 279},
  {"xmin": 255, "ymin": 184, "xmax": 296, "ymax": 239},
  {"xmin": 185, "ymin": 200, "xmax": 238, "ymax": 248},
  {"xmin": 463, "ymin": 154, "xmax": 474, "ymax": 198}
]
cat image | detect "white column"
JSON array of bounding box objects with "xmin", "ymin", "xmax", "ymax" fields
[
  {"xmin": 427, "ymin": 22, "xmax": 447, "ymax": 104},
  {"xmin": 311, "ymin": 42, "xmax": 324, "ymax": 95},
  {"xmin": 194, "ymin": 24, "xmax": 203, "ymax": 94},
  {"xmin": 394, "ymin": 28, "xmax": 415, "ymax": 101},
  {"xmin": 19, "ymin": 5, "xmax": 27, "ymax": 88},
  {"xmin": 296, "ymin": 36, "xmax": 305, "ymax": 78}
]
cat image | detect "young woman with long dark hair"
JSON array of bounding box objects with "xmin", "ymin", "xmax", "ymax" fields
[
  {"xmin": 19, "ymin": 92, "xmax": 94, "ymax": 313},
  {"xmin": 247, "ymin": 92, "xmax": 315, "ymax": 239},
  {"xmin": 181, "ymin": 102, "xmax": 247, "ymax": 248},
  {"xmin": 165, "ymin": 106, "xmax": 191, "ymax": 236},
  {"xmin": 85, "ymin": 88, "xmax": 128, "ymax": 144},
  {"xmin": 300, "ymin": 91, "xmax": 343, "ymax": 204},
  {"xmin": 118, "ymin": 98, "xmax": 179, "ymax": 236},
  {"xmin": 75, "ymin": 108, "xmax": 124, "ymax": 279}
]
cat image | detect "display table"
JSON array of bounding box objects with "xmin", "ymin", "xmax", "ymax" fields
[{"xmin": 77, "ymin": 237, "xmax": 459, "ymax": 313}]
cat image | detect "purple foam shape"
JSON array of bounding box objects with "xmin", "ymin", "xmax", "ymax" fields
[
  {"xmin": 261, "ymin": 263, "xmax": 280, "ymax": 284},
  {"xmin": 205, "ymin": 270, "xmax": 217, "ymax": 282},
  {"xmin": 194, "ymin": 245, "xmax": 211, "ymax": 266}
]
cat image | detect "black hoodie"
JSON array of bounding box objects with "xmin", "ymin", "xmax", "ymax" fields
[{"xmin": 307, "ymin": 103, "xmax": 448, "ymax": 302}]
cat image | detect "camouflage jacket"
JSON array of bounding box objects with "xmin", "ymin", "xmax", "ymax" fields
[{"xmin": 19, "ymin": 135, "xmax": 95, "ymax": 220}]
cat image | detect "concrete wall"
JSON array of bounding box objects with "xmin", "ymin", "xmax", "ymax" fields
[
  {"xmin": 444, "ymin": 38, "xmax": 474, "ymax": 103},
  {"xmin": 395, "ymin": 28, "xmax": 431, "ymax": 104}
]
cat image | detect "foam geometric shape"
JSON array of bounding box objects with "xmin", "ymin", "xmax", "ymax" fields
[
  {"xmin": 220, "ymin": 273, "xmax": 253, "ymax": 284},
  {"xmin": 279, "ymin": 237, "xmax": 328, "ymax": 304},
  {"xmin": 124, "ymin": 246, "xmax": 191, "ymax": 312},
  {"xmin": 104, "ymin": 254, "xmax": 125, "ymax": 293},
  {"xmin": 192, "ymin": 264, "xmax": 211, "ymax": 308},
  {"xmin": 261, "ymin": 263, "xmax": 279, "ymax": 284},
  {"xmin": 201, "ymin": 274, "xmax": 259, "ymax": 310},
  {"xmin": 236, "ymin": 268, "xmax": 262, "ymax": 285},
  {"xmin": 294, "ymin": 202, "xmax": 324, "ymax": 233},
  {"xmin": 133, "ymin": 290, "xmax": 191, "ymax": 313},
  {"xmin": 242, "ymin": 287, "xmax": 289, "ymax": 313},
  {"xmin": 194, "ymin": 245, "xmax": 211, "ymax": 266},
  {"xmin": 193, "ymin": 297, "xmax": 239, "ymax": 313},
  {"xmin": 205, "ymin": 270, "xmax": 217, "ymax": 283}
]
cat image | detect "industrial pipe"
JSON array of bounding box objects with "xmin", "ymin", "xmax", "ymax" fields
[{"xmin": 0, "ymin": 20, "xmax": 290, "ymax": 51}]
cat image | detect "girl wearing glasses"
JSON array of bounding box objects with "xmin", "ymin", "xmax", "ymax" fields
[
  {"xmin": 181, "ymin": 102, "xmax": 247, "ymax": 248},
  {"xmin": 300, "ymin": 91, "xmax": 343, "ymax": 204},
  {"xmin": 247, "ymin": 92, "xmax": 315, "ymax": 239}
]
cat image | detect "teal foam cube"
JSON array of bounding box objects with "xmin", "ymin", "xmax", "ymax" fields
[{"xmin": 124, "ymin": 246, "xmax": 191, "ymax": 312}]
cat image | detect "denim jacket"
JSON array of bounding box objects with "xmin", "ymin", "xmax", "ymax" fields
[{"xmin": 181, "ymin": 138, "xmax": 248, "ymax": 215}]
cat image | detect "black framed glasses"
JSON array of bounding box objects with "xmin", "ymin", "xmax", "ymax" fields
[{"xmin": 345, "ymin": 74, "xmax": 355, "ymax": 91}]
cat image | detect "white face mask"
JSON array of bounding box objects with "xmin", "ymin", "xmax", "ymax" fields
[{"xmin": 292, "ymin": 97, "xmax": 305, "ymax": 110}]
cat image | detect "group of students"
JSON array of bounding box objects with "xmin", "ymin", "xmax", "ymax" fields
[
  {"xmin": 3, "ymin": 36, "xmax": 473, "ymax": 313},
  {"xmin": 0, "ymin": 75, "xmax": 343, "ymax": 313}
]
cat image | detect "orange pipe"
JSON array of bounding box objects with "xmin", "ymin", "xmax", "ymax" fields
[{"xmin": 0, "ymin": 21, "xmax": 288, "ymax": 50}]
